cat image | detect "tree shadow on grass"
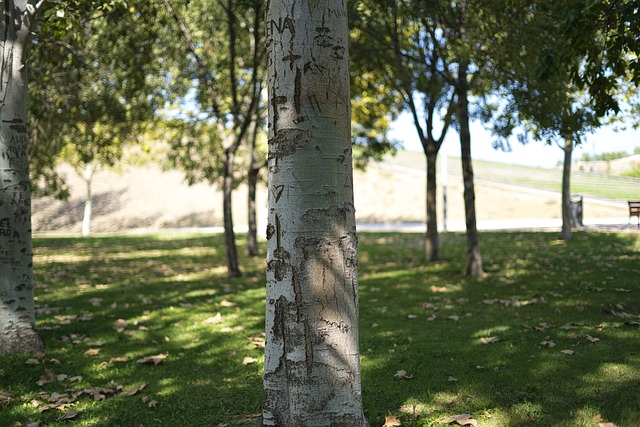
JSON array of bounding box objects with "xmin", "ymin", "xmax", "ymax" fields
[
  {"xmin": 357, "ymin": 231, "xmax": 640, "ymax": 426},
  {"xmin": 3, "ymin": 231, "xmax": 638, "ymax": 426},
  {"xmin": 2, "ymin": 233, "xmax": 266, "ymax": 427}
]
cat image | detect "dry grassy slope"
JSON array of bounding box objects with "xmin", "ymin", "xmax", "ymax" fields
[{"xmin": 31, "ymin": 154, "xmax": 628, "ymax": 233}]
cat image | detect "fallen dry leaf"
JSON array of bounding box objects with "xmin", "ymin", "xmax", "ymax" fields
[
  {"xmin": 89, "ymin": 297, "xmax": 103, "ymax": 306},
  {"xmin": 448, "ymin": 376, "xmax": 458, "ymax": 382},
  {"xmin": 593, "ymin": 414, "xmax": 619, "ymax": 427},
  {"xmin": 56, "ymin": 410, "xmax": 79, "ymax": 421},
  {"xmin": 586, "ymin": 335, "xmax": 600, "ymax": 344},
  {"xmin": 137, "ymin": 354, "xmax": 166, "ymax": 365},
  {"xmin": 143, "ymin": 396, "xmax": 159, "ymax": 408},
  {"xmin": 84, "ymin": 348, "xmax": 101, "ymax": 356},
  {"xmin": 535, "ymin": 322, "xmax": 553, "ymax": 331},
  {"xmin": 25, "ymin": 419, "xmax": 43, "ymax": 427},
  {"xmin": 383, "ymin": 415, "xmax": 402, "ymax": 426},
  {"xmin": 120, "ymin": 384, "xmax": 148, "ymax": 397},
  {"xmin": 48, "ymin": 392, "xmax": 66, "ymax": 402},
  {"xmin": 39, "ymin": 402, "xmax": 75, "ymax": 413},
  {"xmin": 220, "ymin": 299, "xmax": 236, "ymax": 307},
  {"xmin": 91, "ymin": 391, "xmax": 107, "ymax": 401},
  {"xmin": 442, "ymin": 413, "xmax": 478, "ymax": 427},
  {"xmin": 480, "ymin": 336, "xmax": 500, "ymax": 344},
  {"xmin": 109, "ymin": 356, "xmax": 130, "ymax": 363},
  {"xmin": 561, "ymin": 349, "xmax": 575, "ymax": 355},
  {"xmin": 204, "ymin": 313, "xmax": 224, "ymax": 324},
  {"xmin": 36, "ymin": 369, "xmax": 57, "ymax": 386},
  {"xmin": 242, "ymin": 357, "xmax": 258, "ymax": 365},
  {"xmin": 394, "ymin": 370, "xmax": 414, "ymax": 379},
  {"xmin": 108, "ymin": 381, "xmax": 124, "ymax": 393},
  {"xmin": 25, "ymin": 358, "xmax": 40, "ymax": 365},
  {"xmin": 250, "ymin": 339, "xmax": 265, "ymax": 349},
  {"xmin": 0, "ymin": 392, "xmax": 12, "ymax": 404},
  {"xmin": 115, "ymin": 319, "xmax": 128, "ymax": 333},
  {"xmin": 540, "ymin": 340, "xmax": 556, "ymax": 348},
  {"xmin": 447, "ymin": 315, "xmax": 460, "ymax": 321}
]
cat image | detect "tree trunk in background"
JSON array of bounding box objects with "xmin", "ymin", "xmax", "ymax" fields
[
  {"xmin": 425, "ymin": 150, "xmax": 439, "ymax": 261},
  {"xmin": 0, "ymin": 0, "xmax": 44, "ymax": 354},
  {"xmin": 222, "ymin": 148, "xmax": 241, "ymax": 277},
  {"xmin": 263, "ymin": 0, "xmax": 367, "ymax": 425},
  {"xmin": 457, "ymin": 60, "xmax": 483, "ymax": 276},
  {"xmin": 560, "ymin": 136, "xmax": 573, "ymax": 241},
  {"xmin": 81, "ymin": 164, "xmax": 94, "ymax": 237},
  {"xmin": 246, "ymin": 159, "xmax": 259, "ymax": 257},
  {"xmin": 246, "ymin": 120, "xmax": 261, "ymax": 257}
]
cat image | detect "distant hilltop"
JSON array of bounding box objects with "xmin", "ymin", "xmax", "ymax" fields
[{"xmin": 575, "ymin": 154, "xmax": 640, "ymax": 175}]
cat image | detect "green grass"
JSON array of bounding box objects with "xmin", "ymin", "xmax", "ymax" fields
[
  {"xmin": 384, "ymin": 151, "xmax": 640, "ymax": 201},
  {"xmin": 1, "ymin": 231, "xmax": 639, "ymax": 426}
]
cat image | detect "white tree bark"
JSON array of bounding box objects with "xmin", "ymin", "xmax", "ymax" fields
[
  {"xmin": 263, "ymin": 0, "xmax": 367, "ymax": 425},
  {"xmin": 560, "ymin": 136, "xmax": 573, "ymax": 241},
  {"xmin": 0, "ymin": 0, "xmax": 44, "ymax": 354},
  {"xmin": 81, "ymin": 164, "xmax": 94, "ymax": 237}
]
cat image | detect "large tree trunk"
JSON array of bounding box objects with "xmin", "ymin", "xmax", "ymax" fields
[
  {"xmin": 0, "ymin": 0, "xmax": 44, "ymax": 354},
  {"xmin": 222, "ymin": 148, "xmax": 241, "ymax": 277},
  {"xmin": 263, "ymin": 0, "xmax": 367, "ymax": 425},
  {"xmin": 560, "ymin": 136, "xmax": 573, "ymax": 241},
  {"xmin": 425, "ymin": 149, "xmax": 439, "ymax": 261},
  {"xmin": 457, "ymin": 61, "xmax": 483, "ymax": 276}
]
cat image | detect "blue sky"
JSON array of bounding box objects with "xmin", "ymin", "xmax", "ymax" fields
[{"xmin": 389, "ymin": 112, "xmax": 640, "ymax": 168}]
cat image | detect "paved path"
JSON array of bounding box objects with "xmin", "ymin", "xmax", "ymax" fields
[{"xmin": 357, "ymin": 217, "xmax": 638, "ymax": 233}]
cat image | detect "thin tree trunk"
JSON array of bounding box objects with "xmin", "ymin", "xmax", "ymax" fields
[
  {"xmin": 457, "ymin": 60, "xmax": 483, "ymax": 276},
  {"xmin": 0, "ymin": 0, "xmax": 44, "ymax": 354},
  {"xmin": 246, "ymin": 162, "xmax": 259, "ymax": 257},
  {"xmin": 81, "ymin": 164, "xmax": 94, "ymax": 237},
  {"xmin": 223, "ymin": 148, "xmax": 241, "ymax": 277},
  {"xmin": 425, "ymin": 150, "xmax": 439, "ymax": 261},
  {"xmin": 246, "ymin": 119, "xmax": 261, "ymax": 257},
  {"xmin": 560, "ymin": 136, "xmax": 573, "ymax": 241},
  {"xmin": 263, "ymin": 0, "xmax": 367, "ymax": 425}
]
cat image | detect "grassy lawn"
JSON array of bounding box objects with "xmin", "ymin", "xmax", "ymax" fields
[
  {"xmin": 1, "ymin": 230, "xmax": 639, "ymax": 426},
  {"xmin": 384, "ymin": 151, "xmax": 640, "ymax": 201}
]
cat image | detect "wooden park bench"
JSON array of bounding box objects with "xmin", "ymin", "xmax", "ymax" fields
[{"xmin": 629, "ymin": 201, "xmax": 640, "ymax": 227}]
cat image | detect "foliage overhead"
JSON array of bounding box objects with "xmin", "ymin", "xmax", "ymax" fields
[
  {"xmin": 30, "ymin": 1, "xmax": 175, "ymax": 197},
  {"xmin": 159, "ymin": 0, "xmax": 265, "ymax": 184}
]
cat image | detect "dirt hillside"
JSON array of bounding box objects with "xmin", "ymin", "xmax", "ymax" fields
[{"xmin": 31, "ymin": 158, "xmax": 630, "ymax": 234}]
